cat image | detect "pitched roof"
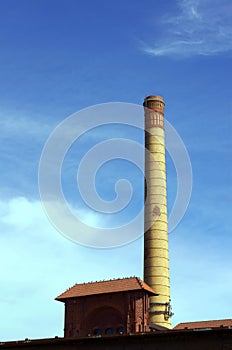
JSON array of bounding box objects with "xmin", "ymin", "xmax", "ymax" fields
[
  {"xmin": 174, "ymin": 319, "xmax": 232, "ymax": 330},
  {"xmin": 56, "ymin": 277, "xmax": 158, "ymax": 301}
]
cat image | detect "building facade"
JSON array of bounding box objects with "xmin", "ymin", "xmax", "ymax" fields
[{"xmin": 56, "ymin": 277, "xmax": 158, "ymax": 337}]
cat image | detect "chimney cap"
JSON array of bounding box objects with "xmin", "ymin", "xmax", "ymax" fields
[{"xmin": 144, "ymin": 95, "xmax": 164, "ymax": 103}]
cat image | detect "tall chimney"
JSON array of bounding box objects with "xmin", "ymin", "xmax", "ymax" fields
[{"xmin": 143, "ymin": 95, "xmax": 172, "ymax": 328}]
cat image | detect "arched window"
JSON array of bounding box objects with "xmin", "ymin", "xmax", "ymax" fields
[
  {"xmin": 93, "ymin": 328, "xmax": 102, "ymax": 336},
  {"xmin": 75, "ymin": 330, "xmax": 79, "ymax": 337},
  {"xmin": 105, "ymin": 328, "xmax": 114, "ymax": 335},
  {"xmin": 117, "ymin": 326, "xmax": 124, "ymax": 335}
]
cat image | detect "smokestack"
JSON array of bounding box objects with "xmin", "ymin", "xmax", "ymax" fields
[{"xmin": 143, "ymin": 95, "xmax": 172, "ymax": 328}]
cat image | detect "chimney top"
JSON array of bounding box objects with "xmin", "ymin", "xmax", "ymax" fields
[
  {"xmin": 143, "ymin": 95, "xmax": 165, "ymax": 112},
  {"xmin": 144, "ymin": 95, "xmax": 164, "ymax": 103}
]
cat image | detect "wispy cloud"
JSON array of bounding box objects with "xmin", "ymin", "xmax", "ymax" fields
[
  {"xmin": 0, "ymin": 112, "xmax": 52, "ymax": 139},
  {"xmin": 142, "ymin": 0, "xmax": 232, "ymax": 57}
]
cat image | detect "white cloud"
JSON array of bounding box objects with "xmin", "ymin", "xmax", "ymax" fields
[
  {"xmin": 0, "ymin": 196, "xmax": 143, "ymax": 341},
  {"xmin": 0, "ymin": 197, "xmax": 42, "ymax": 229},
  {"xmin": 0, "ymin": 192, "xmax": 231, "ymax": 339},
  {"xmin": 142, "ymin": 0, "xmax": 232, "ymax": 57},
  {"xmin": 2, "ymin": 207, "xmax": 224, "ymax": 330}
]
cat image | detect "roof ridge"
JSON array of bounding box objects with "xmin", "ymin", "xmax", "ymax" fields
[
  {"xmin": 70, "ymin": 276, "xmax": 140, "ymax": 286},
  {"xmin": 136, "ymin": 277, "xmax": 144, "ymax": 289},
  {"xmin": 56, "ymin": 276, "xmax": 158, "ymax": 301}
]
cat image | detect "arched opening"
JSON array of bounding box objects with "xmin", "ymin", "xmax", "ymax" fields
[
  {"xmin": 105, "ymin": 328, "xmax": 114, "ymax": 335},
  {"xmin": 117, "ymin": 326, "xmax": 125, "ymax": 335},
  {"xmin": 93, "ymin": 328, "xmax": 102, "ymax": 336},
  {"xmin": 85, "ymin": 306, "xmax": 124, "ymax": 336}
]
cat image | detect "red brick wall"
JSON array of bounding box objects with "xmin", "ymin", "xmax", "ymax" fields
[{"xmin": 63, "ymin": 291, "xmax": 150, "ymax": 337}]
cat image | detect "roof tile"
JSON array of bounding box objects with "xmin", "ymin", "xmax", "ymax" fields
[
  {"xmin": 56, "ymin": 277, "xmax": 158, "ymax": 301},
  {"xmin": 174, "ymin": 319, "xmax": 232, "ymax": 330}
]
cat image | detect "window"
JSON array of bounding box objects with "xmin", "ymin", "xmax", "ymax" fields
[
  {"xmin": 117, "ymin": 326, "xmax": 125, "ymax": 335},
  {"xmin": 75, "ymin": 330, "xmax": 79, "ymax": 337},
  {"xmin": 105, "ymin": 328, "xmax": 114, "ymax": 335},
  {"xmin": 93, "ymin": 328, "xmax": 102, "ymax": 336}
]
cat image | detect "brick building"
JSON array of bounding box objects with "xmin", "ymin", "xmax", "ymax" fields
[
  {"xmin": 56, "ymin": 277, "xmax": 159, "ymax": 337},
  {"xmin": 174, "ymin": 319, "xmax": 232, "ymax": 330}
]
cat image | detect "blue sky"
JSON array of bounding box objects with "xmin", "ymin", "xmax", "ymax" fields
[{"xmin": 0, "ymin": 0, "xmax": 232, "ymax": 341}]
